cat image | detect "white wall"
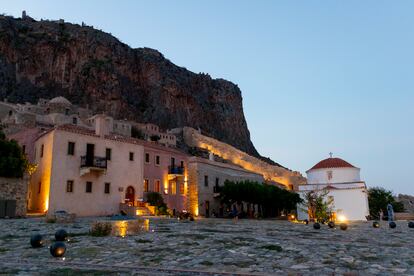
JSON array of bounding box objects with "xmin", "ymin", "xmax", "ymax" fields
[
  {"xmin": 307, "ymin": 167, "xmax": 360, "ymax": 184},
  {"xmin": 41, "ymin": 130, "xmax": 144, "ymax": 216}
]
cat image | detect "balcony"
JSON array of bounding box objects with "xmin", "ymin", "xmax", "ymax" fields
[
  {"xmin": 168, "ymin": 165, "xmax": 184, "ymax": 180},
  {"xmin": 80, "ymin": 156, "xmax": 107, "ymax": 176}
]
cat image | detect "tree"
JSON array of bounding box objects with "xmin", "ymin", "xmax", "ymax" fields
[
  {"xmin": 301, "ymin": 189, "xmax": 334, "ymax": 222},
  {"xmin": 368, "ymin": 187, "xmax": 405, "ymax": 219},
  {"xmin": 219, "ymin": 180, "xmax": 302, "ymax": 218},
  {"xmin": 0, "ymin": 128, "xmax": 28, "ymax": 178}
]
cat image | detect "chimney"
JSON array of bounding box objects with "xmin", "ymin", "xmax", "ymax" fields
[
  {"xmin": 22, "ymin": 10, "xmax": 27, "ymax": 19},
  {"xmin": 94, "ymin": 114, "xmax": 112, "ymax": 138}
]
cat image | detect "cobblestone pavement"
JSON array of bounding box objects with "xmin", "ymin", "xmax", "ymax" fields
[{"xmin": 0, "ymin": 217, "xmax": 413, "ymax": 275}]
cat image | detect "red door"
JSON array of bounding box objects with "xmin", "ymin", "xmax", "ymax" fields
[{"xmin": 125, "ymin": 186, "xmax": 135, "ymax": 205}]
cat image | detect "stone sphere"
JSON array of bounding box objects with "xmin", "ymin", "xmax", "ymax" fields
[
  {"xmin": 389, "ymin": 221, "xmax": 397, "ymax": 229},
  {"xmin": 340, "ymin": 223, "xmax": 348, "ymax": 231},
  {"xmin": 373, "ymin": 221, "xmax": 380, "ymax": 228},
  {"xmin": 408, "ymin": 221, "xmax": 414, "ymax": 228},
  {"xmin": 50, "ymin": 241, "xmax": 66, "ymax": 257},
  {"xmin": 328, "ymin": 221, "xmax": 335, "ymax": 228},
  {"xmin": 313, "ymin": 223, "xmax": 321, "ymax": 230},
  {"xmin": 55, "ymin": 229, "xmax": 68, "ymax": 241},
  {"xmin": 30, "ymin": 234, "xmax": 44, "ymax": 248}
]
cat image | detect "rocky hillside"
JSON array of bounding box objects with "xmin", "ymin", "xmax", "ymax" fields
[{"xmin": 0, "ymin": 15, "xmax": 263, "ymax": 158}]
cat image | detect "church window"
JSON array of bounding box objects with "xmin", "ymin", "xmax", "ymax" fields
[{"xmin": 327, "ymin": 171, "xmax": 333, "ymax": 180}]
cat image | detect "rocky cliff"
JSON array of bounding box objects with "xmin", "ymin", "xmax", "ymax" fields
[{"xmin": 0, "ymin": 15, "xmax": 261, "ymax": 157}]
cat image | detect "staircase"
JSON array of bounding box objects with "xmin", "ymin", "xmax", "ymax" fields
[{"xmin": 119, "ymin": 203, "xmax": 154, "ymax": 217}]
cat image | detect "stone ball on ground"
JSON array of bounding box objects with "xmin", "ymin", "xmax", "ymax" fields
[
  {"xmin": 55, "ymin": 229, "xmax": 68, "ymax": 241},
  {"xmin": 30, "ymin": 234, "xmax": 44, "ymax": 248},
  {"xmin": 373, "ymin": 221, "xmax": 380, "ymax": 228},
  {"xmin": 328, "ymin": 221, "xmax": 335, "ymax": 228},
  {"xmin": 340, "ymin": 223, "xmax": 348, "ymax": 230},
  {"xmin": 313, "ymin": 223, "xmax": 321, "ymax": 230},
  {"xmin": 408, "ymin": 221, "xmax": 414, "ymax": 228},
  {"xmin": 389, "ymin": 221, "xmax": 397, "ymax": 229},
  {"xmin": 50, "ymin": 241, "xmax": 66, "ymax": 257}
]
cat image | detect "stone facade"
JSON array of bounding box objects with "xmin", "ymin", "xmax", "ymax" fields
[
  {"xmin": 187, "ymin": 156, "xmax": 264, "ymax": 217},
  {"xmin": 0, "ymin": 176, "xmax": 28, "ymax": 217}
]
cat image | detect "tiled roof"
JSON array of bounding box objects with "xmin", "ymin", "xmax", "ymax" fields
[{"xmin": 308, "ymin": 157, "xmax": 356, "ymax": 171}]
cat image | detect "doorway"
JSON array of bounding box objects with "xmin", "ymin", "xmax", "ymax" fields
[
  {"xmin": 86, "ymin": 143, "xmax": 95, "ymax": 165},
  {"xmin": 205, "ymin": 200, "xmax": 210, "ymax": 218},
  {"xmin": 125, "ymin": 186, "xmax": 135, "ymax": 205}
]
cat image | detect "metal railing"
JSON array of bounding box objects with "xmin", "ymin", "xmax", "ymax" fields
[
  {"xmin": 80, "ymin": 156, "xmax": 107, "ymax": 169},
  {"xmin": 168, "ymin": 165, "xmax": 184, "ymax": 175}
]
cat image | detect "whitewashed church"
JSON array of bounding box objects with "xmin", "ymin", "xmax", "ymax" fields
[{"xmin": 297, "ymin": 154, "xmax": 370, "ymax": 221}]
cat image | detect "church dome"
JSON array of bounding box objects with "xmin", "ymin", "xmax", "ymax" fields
[
  {"xmin": 48, "ymin": 96, "xmax": 71, "ymax": 105},
  {"xmin": 308, "ymin": 157, "xmax": 355, "ymax": 171}
]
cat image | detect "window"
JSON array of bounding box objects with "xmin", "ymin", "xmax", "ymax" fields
[
  {"xmin": 67, "ymin": 142, "xmax": 75, "ymax": 155},
  {"xmin": 180, "ymin": 161, "xmax": 184, "ymax": 168},
  {"xmin": 86, "ymin": 181, "xmax": 92, "ymax": 193},
  {"xmin": 155, "ymin": 180, "xmax": 161, "ymax": 193},
  {"xmin": 106, "ymin": 148, "xmax": 111, "ymax": 161},
  {"xmin": 104, "ymin": 183, "xmax": 110, "ymax": 194},
  {"xmin": 40, "ymin": 144, "xmax": 44, "ymax": 158},
  {"xmin": 143, "ymin": 179, "xmax": 149, "ymax": 192},
  {"xmin": 215, "ymin": 177, "xmax": 219, "ymax": 186},
  {"xmin": 65, "ymin": 108, "xmax": 69, "ymax": 115},
  {"xmin": 22, "ymin": 145, "xmax": 26, "ymax": 154},
  {"xmin": 171, "ymin": 157, "xmax": 175, "ymax": 166},
  {"xmin": 171, "ymin": 181, "xmax": 177, "ymax": 195},
  {"xmin": 327, "ymin": 171, "xmax": 333, "ymax": 181},
  {"xmin": 38, "ymin": 182, "xmax": 41, "ymax": 194},
  {"xmin": 204, "ymin": 175, "xmax": 209, "ymax": 187},
  {"xmin": 145, "ymin": 153, "xmax": 150, "ymax": 163},
  {"xmin": 66, "ymin": 180, "xmax": 74, "ymax": 193},
  {"xmin": 155, "ymin": 155, "xmax": 160, "ymax": 165},
  {"xmin": 72, "ymin": 117, "xmax": 77, "ymax": 125},
  {"xmin": 129, "ymin": 152, "xmax": 134, "ymax": 161},
  {"xmin": 179, "ymin": 183, "xmax": 185, "ymax": 195},
  {"xmin": 8, "ymin": 110, "xmax": 12, "ymax": 116}
]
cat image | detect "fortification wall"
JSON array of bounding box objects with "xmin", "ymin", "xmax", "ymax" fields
[{"xmin": 183, "ymin": 127, "xmax": 306, "ymax": 189}]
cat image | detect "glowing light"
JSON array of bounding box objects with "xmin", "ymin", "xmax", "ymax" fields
[
  {"xmin": 337, "ymin": 215, "xmax": 347, "ymax": 222},
  {"xmin": 290, "ymin": 214, "xmax": 295, "ymax": 219}
]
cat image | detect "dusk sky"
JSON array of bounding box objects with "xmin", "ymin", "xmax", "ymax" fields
[{"xmin": 2, "ymin": 1, "xmax": 413, "ymax": 194}]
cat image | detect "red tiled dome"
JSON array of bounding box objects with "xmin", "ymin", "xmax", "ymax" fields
[{"xmin": 308, "ymin": 157, "xmax": 355, "ymax": 171}]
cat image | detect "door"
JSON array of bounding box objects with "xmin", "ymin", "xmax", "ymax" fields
[
  {"xmin": 205, "ymin": 200, "xmax": 210, "ymax": 218},
  {"xmin": 86, "ymin": 144, "xmax": 95, "ymax": 165},
  {"xmin": 125, "ymin": 186, "xmax": 135, "ymax": 205}
]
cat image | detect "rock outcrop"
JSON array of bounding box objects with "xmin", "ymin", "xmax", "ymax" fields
[{"xmin": 0, "ymin": 15, "xmax": 259, "ymax": 157}]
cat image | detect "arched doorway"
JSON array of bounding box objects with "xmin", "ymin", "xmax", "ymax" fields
[{"xmin": 125, "ymin": 186, "xmax": 135, "ymax": 206}]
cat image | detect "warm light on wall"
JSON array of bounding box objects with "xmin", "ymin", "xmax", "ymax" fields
[{"xmin": 337, "ymin": 215, "xmax": 347, "ymax": 222}]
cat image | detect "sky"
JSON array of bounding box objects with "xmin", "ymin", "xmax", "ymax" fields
[{"xmin": 2, "ymin": 1, "xmax": 413, "ymax": 194}]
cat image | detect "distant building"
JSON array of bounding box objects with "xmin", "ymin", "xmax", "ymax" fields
[
  {"xmin": 297, "ymin": 155, "xmax": 369, "ymax": 221},
  {"xmin": 132, "ymin": 123, "xmax": 177, "ymax": 147}
]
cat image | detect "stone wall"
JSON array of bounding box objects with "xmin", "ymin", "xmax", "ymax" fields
[
  {"xmin": 0, "ymin": 176, "xmax": 28, "ymax": 217},
  {"xmin": 183, "ymin": 127, "xmax": 306, "ymax": 189}
]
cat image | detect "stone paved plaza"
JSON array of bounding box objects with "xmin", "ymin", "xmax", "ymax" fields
[{"xmin": 0, "ymin": 217, "xmax": 413, "ymax": 275}]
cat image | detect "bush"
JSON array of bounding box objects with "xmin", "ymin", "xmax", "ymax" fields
[
  {"xmin": 146, "ymin": 192, "xmax": 169, "ymax": 215},
  {"xmin": 90, "ymin": 222, "xmax": 112, "ymax": 237},
  {"xmin": 368, "ymin": 187, "xmax": 405, "ymax": 219},
  {"xmin": 0, "ymin": 129, "xmax": 28, "ymax": 178}
]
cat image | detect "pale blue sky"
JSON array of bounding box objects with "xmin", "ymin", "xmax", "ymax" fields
[{"xmin": 2, "ymin": 1, "xmax": 413, "ymax": 194}]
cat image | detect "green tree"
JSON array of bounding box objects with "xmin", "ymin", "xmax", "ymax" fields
[
  {"xmin": 301, "ymin": 189, "xmax": 334, "ymax": 222},
  {"xmin": 0, "ymin": 128, "xmax": 28, "ymax": 178},
  {"xmin": 368, "ymin": 187, "xmax": 405, "ymax": 219}
]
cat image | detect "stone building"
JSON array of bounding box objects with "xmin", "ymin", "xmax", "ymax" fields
[
  {"xmin": 133, "ymin": 123, "xmax": 177, "ymax": 147},
  {"xmin": 297, "ymin": 155, "xmax": 369, "ymax": 221},
  {"xmin": 187, "ymin": 156, "xmax": 264, "ymax": 217},
  {"xmin": 0, "ymin": 176, "xmax": 29, "ymax": 217}
]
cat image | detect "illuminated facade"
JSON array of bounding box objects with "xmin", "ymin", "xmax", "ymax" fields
[
  {"xmin": 29, "ymin": 115, "xmax": 145, "ymax": 216},
  {"xmin": 187, "ymin": 156, "xmax": 264, "ymax": 217},
  {"xmin": 297, "ymin": 156, "xmax": 369, "ymax": 221}
]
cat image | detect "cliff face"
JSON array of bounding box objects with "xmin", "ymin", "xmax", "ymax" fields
[{"xmin": 0, "ymin": 15, "xmax": 259, "ymax": 157}]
